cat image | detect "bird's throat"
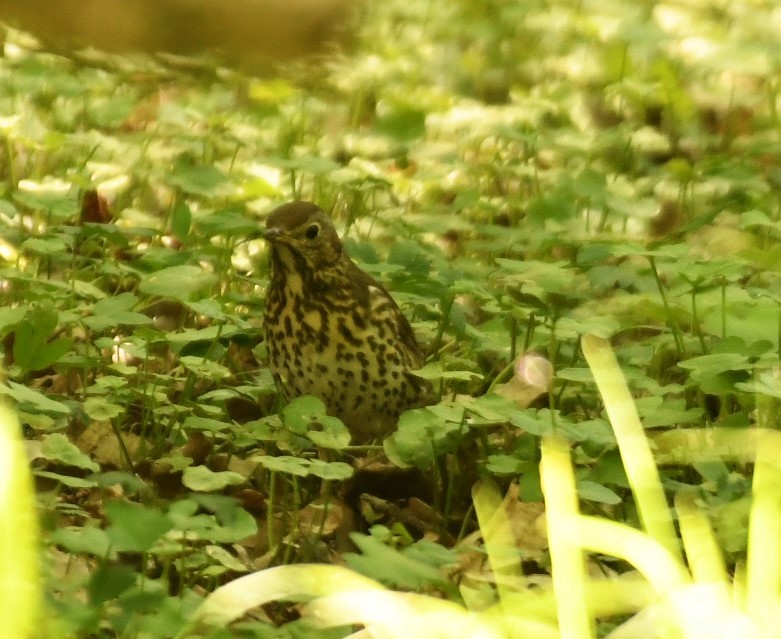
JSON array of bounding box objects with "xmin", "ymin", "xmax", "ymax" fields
[{"xmin": 271, "ymin": 245, "xmax": 304, "ymax": 295}]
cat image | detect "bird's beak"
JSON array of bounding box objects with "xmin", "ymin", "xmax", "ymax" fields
[{"xmin": 264, "ymin": 227, "xmax": 283, "ymax": 242}]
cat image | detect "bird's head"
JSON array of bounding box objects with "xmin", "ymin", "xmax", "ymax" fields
[{"xmin": 264, "ymin": 201, "xmax": 343, "ymax": 271}]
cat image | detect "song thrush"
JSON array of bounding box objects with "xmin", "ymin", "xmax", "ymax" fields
[{"xmin": 263, "ymin": 201, "xmax": 428, "ymax": 443}]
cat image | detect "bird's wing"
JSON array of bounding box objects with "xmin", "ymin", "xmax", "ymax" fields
[{"xmin": 348, "ymin": 261, "xmax": 424, "ymax": 368}]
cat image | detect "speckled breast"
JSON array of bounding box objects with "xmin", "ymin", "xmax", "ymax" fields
[{"xmin": 264, "ymin": 272, "xmax": 424, "ymax": 441}]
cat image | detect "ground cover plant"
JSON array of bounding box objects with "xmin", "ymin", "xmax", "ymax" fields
[{"xmin": 2, "ymin": 0, "xmax": 781, "ymax": 637}]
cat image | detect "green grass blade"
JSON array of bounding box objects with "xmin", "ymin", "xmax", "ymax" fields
[
  {"xmin": 472, "ymin": 479, "xmax": 524, "ymax": 607},
  {"xmin": 577, "ymin": 516, "xmax": 689, "ymax": 594},
  {"xmin": 181, "ymin": 563, "xmax": 385, "ymax": 632},
  {"xmin": 0, "ymin": 403, "xmax": 40, "ymax": 639},
  {"xmin": 581, "ymin": 334, "xmax": 681, "ymax": 561},
  {"xmin": 540, "ymin": 435, "xmax": 593, "ymax": 639},
  {"xmin": 675, "ymin": 491, "xmax": 729, "ymax": 587},
  {"xmin": 745, "ymin": 430, "xmax": 781, "ymax": 626}
]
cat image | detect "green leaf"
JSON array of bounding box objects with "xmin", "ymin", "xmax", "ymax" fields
[
  {"xmin": 495, "ymin": 259, "xmax": 584, "ymax": 298},
  {"xmin": 90, "ymin": 92, "xmax": 136, "ymax": 127},
  {"xmin": 88, "ymin": 564, "xmax": 137, "ymax": 605},
  {"xmin": 17, "ymin": 335, "xmax": 72, "ymax": 372},
  {"xmin": 185, "ymin": 299, "xmax": 228, "ymax": 320},
  {"xmin": 170, "ymin": 201, "xmax": 192, "ymax": 238},
  {"xmin": 344, "ymin": 534, "xmax": 451, "ymax": 592},
  {"xmin": 182, "ymin": 466, "xmax": 246, "ymax": 491},
  {"xmin": 385, "ymin": 408, "xmax": 464, "ymax": 467},
  {"xmin": 640, "ymin": 405, "xmax": 704, "ymax": 429},
  {"xmin": 71, "ymin": 279, "xmax": 108, "ymax": 300},
  {"xmin": 677, "ymin": 353, "xmax": 751, "ymax": 374},
  {"xmin": 194, "ymin": 209, "xmax": 261, "ymax": 236},
  {"xmin": 104, "ymin": 500, "xmax": 174, "ymax": 552},
  {"xmin": 205, "ymin": 545, "xmax": 249, "ymax": 572},
  {"xmin": 741, "ymin": 209, "xmax": 781, "ymax": 232},
  {"xmin": 139, "ymin": 265, "xmax": 217, "ymax": 300},
  {"xmin": 694, "ymin": 460, "xmax": 729, "ymax": 485},
  {"xmin": 457, "ymin": 394, "xmax": 514, "ymax": 423},
  {"xmin": 575, "ymin": 419, "xmax": 617, "ymax": 446},
  {"xmin": 183, "ymin": 416, "xmax": 233, "ymax": 433},
  {"xmin": 282, "ymin": 395, "xmax": 328, "ymax": 434},
  {"xmin": 0, "ymin": 198, "xmax": 18, "ymax": 216},
  {"xmin": 83, "ymin": 310, "xmax": 152, "ymax": 331},
  {"xmin": 577, "ymin": 480, "xmax": 622, "ymax": 505},
  {"xmin": 13, "ymin": 191, "xmax": 75, "ymax": 221},
  {"xmin": 33, "ymin": 470, "xmax": 97, "ymax": 488},
  {"xmin": 388, "ymin": 240, "xmax": 430, "ymax": 274},
  {"xmin": 167, "ymin": 164, "xmax": 229, "ymax": 196},
  {"xmin": 410, "ymin": 362, "xmax": 482, "ymax": 382},
  {"xmin": 306, "ymin": 415, "xmax": 351, "ymax": 449},
  {"xmin": 590, "ymin": 451, "xmax": 630, "ymax": 488},
  {"xmin": 485, "ymin": 454, "xmax": 525, "ymax": 475},
  {"xmin": 254, "ymin": 455, "xmax": 311, "ymax": 477},
  {"xmin": 307, "ymin": 459, "xmax": 354, "ymax": 481},
  {"xmin": 737, "ymin": 374, "xmax": 781, "ymax": 399},
  {"xmin": 699, "ymin": 371, "xmax": 747, "ymax": 395},
  {"xmin": 375, "ymin": 106, "xmax": 426, "ymax": 140},
  {"xmin": 179, "ymin": 356, "xmax": 232, "ymax": 380},
  {"xmin": 13, "ymin": 306, "xmax": 72, "ymax": 373},
  {"xmin": 83, "ymin": 397, "xmax": 124, "ymax": 421},
  {"xmin": 711, "ymin": 497, "xmax": 751, "ymax": 554},
  {"xmin": 167, "ymin": 325, "xmax": 239, "ymax": 345},
  {"xmin": 92, "ymin": 292, "xmax": 138, "ymax": 314},
  {"xmin": 556, "ymin": 315, "xmax": 619, "ymax": 340},
  {"xmin": 0, "ymin": 306, "xmax": 27, "ymax": 333},
  {"xmin": 519, "ymin": 466, "xmax": 543, "ymax": 501},
  {"xmin": 556, "ymin": 367, "xmax": 596, "ymax": 383},
  {"xmin": 168, "ymin": 498, "xmax": 257, "ymax": 543},
  {"xmin": 94, "ymin": 471, "xmax": 147, "ymax": 494},
  {"xmin": 50, "ymin": 526, "xmax": 111, "ymax": 557},
  {"xmin": 40, "ymin": 433, "xmax": 99, "ymax": 471},
  {"xmin": 509, "ymin": 409, "xmax": 584, "ymax": 441},
  {"xmin": 265, "ymin": 154, "xmax": 339, "ymax": 175},
  {"xmin": 21, "ymin": 236, "xmax": 69, "ymax": 255},
  {"xmin": 702, "ymin": 296, "xmax": 779, "ymax": 349}
]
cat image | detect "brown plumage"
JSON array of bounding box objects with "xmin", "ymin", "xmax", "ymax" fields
[{"xmin": 263, "ymin": 201, "xmax": 427, "ymax": 443}]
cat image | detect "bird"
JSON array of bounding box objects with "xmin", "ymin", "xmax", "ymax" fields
[{"xmin": 262, "ymin": 201, "xmax": 429, "ymax": 443}]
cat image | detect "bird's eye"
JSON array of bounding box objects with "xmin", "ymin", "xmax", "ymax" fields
[{"xmin": 304, "ymin": 224, "xmax": 320, "ymax": 240}]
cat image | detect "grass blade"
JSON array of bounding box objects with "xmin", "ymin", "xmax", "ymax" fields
[{"xmin": 581, "ymin": 334, "xmax": 680, "ymax": 561}]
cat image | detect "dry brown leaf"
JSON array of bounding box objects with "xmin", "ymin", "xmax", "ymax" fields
[{"xmin": 75, "ymin": 420, "xmax": 140, "ymax": 468}]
